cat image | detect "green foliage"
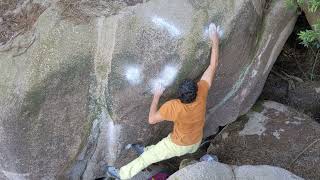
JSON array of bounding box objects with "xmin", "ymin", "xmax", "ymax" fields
[
  {"xmin": 285, "ymin": 0, "xmax": 297, "ymax": 8},
  {"xmin": 308, "ymin": 0, "xmax": 320, "ymax": 12},
  {"xmin": 285, "ymin": 0, "xmax": 320, "ymax": 47},
  {"xmin": 285, "ymin": 0, "xmax": 307, "ymax": 9},
  {"xmin": 298, "ymin": 23, "xmax": 320, "ymax": 47},
  {"xmin": 286, "ymin": 0, "xmax": 320, "ymax": 11}
]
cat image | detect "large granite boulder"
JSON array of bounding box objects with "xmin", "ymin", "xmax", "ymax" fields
[
  {"xmin": 208, "ymin": 101, "xmax": 320, "ymax": 179},
  {"xmin": 0, "ymin": 4, "xmax": 97, "ymax": 180},
  {"xmin": 168, "ymin": 161, "xmax": 303, "ymax": 180},
  {"xmin": 0, "ymin": 0, "xmax": 298, "ymax": 179}
]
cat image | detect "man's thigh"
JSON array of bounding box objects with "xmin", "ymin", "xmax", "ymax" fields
[
  {"xmin": 141, "ymin": 136, "xmax": 178, "ymax": 163},
  {"xmin": 142, "ymin": 135, "xmax": 199, "ymax": 163}
]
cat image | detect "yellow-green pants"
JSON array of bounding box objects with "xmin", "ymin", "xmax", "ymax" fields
[{"xmin": 119, "ymin": 134, "xmax": 201, "ymax": 179}]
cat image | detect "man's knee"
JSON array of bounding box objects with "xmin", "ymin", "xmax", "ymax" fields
[{"xmin": 139, "ymin": 148, "xmax": 174, "ymax": 165}]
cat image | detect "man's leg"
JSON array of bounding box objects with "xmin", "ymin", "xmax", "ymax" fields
[{"xmin": 119, "ymin": 135, "xmax": 200, "ymax": 179}]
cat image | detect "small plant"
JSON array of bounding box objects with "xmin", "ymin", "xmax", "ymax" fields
[
  {"xmin": 286, "ymin": 0, "xmax": 320, "ymax": 11},
  {"xmin": 286, "ymin": 0, "xmax": 320, "ymax": 47},
  {"xmin": 285, "ymin": 0, "xmax": 305, "ymax": 9},
  {"xmin": 298, "ymin": 23, "xmax": 320, "ymax": 47},
  {"xmin": 308, "ymin": 0, "xmax": 320, "ymax": 12}
]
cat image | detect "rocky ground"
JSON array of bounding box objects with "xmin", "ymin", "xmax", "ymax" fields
[
  {"xmin": 169, "ymin": 161, "xmax": 303, "ymax": 180},
  {"xmin": 160, "ymin": 100, "xmax": 319, "ymax": 180},
  {"xmin": 207, "ymin": 100, "xmax": 320, "ymax": 179}
]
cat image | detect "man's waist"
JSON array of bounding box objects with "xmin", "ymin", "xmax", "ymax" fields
[{"xmin": 170, "ymin": 132, "xmax": 203, "ymax": 146}]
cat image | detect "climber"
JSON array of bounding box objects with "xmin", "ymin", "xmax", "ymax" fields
[{"xmin": 105, "ymin": 23, "xmax": 221, "ymax": 179}]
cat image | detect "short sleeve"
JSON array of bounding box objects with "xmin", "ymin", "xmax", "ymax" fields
[
  {"xmin": 159, "ymin": 100, "xmax": 176, "ymax": 121},
  {"xmin": 197, "ymin": 80, "xmax": 209, "ymax": 99}
]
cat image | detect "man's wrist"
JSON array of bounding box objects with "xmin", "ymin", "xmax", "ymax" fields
[
  {"xmin": 212, "ymin": 39, "xmax": 219, "ymax": 45},
  {"xmin": 154, "ymin": 94, "xmax": 161, "ymax": 99}
]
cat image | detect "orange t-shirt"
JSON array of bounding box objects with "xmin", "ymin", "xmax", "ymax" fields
[{"xmin": 159, "ymin": 80, "xmax": 209, "ymax": 146}]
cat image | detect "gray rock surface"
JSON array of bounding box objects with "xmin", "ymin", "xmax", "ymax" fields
[
  {"xmin": 0, "ymin": 0, "xmax": 298, "ymax": 179},
  {"xmin": 0, "ymin": 6, "xmax": 97, "ymax": 180},
  {"xmin": 208, "ymin": 100, "xmax": 320, "ymax": 179},
  {"xmin": 179, "ymin": 159, "xmax": 199, "ymax": 170},
  {"xmin": 168, "ymin": 161, "xmax": 303, "ymax": 180},
  {"xmin": 287, "ymin": 81, "xmax": 320, "ymax": 120}
]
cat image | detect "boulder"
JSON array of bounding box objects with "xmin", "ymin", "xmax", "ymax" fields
[
  {"xmin": 208, "ymin": 101, "xmax": 320, "ymax": 179},
  {"xmin": 0, "ymin": 5, "xmax": 97, "ymax": 180},
  {"xmin": 260, "ymin": 73, "xmax": 320, "ymax": 121},
  {"xmin": 287, "ymin": 81, "xmax": 320, "ymax": 121},
  {"xmin": 168, "ymin": 161, "xmax": 303, "ymax": 180},
  {"xmin": 179, "ymin": 159, "xmax": 199, "ymax": 170},
  {"xmin": 0, "ymin": 0, "xmax": 298, "ymax": 179}
]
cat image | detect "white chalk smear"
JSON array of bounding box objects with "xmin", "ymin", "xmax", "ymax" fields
[
  {"xmin": 251, "ymin": 70, "xmax": 258, "ymax": 77},
  {"xmin": 272, "ymin": 128, "xmax": 284, "ymax": 140},
  {"xmin": 222, "ymin": 132, "xmax": 229, "ymax": 140},
  {"xmin": 150, "ymin": 65, "xmax": 178, "ymax": 94},
  {"xmin": 293, "ymin": 116, "xmax": 305, "ymax": 121},
  {"xmin": 272, "ymin": 131, "xmax": 280, "ymax": 140},
  {"xmin": 2, "ymin": 170, "xmax": 29, "ymax": 180},
  {"xmin": 125, "ymin": 66, "xmax": 142, "ymax": 85},
  {"xmin": 285, "ymin": 120, "xmax": 302, "ymax": 125},
  {"xmin": 204, "ymin": 23, "xmax": 224, "ymax": 39},
  {"xmin": 106, "ymin": 121, "xmax": 120, "ymax": 164},
  {"xmin": 101, "ymin": 110, "xmax": 121, "ymax": 165},
  {"xmin": 239, "ymin": 112, "xmax": 268, "ymax": 136},
  {"xmin": 263, "ymin": 101, "xmax": 288, "ymax": 113},
  {"xmin": 152, "ymin": 16, "xmax": 181, "ymax": 37}
]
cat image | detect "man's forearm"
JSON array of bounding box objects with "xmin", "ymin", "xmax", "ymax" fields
[
  {"xmin": 200, "ymin": 37, "xmax": 219, "ymax": 87},
  {"xmin": 210, "ymin": 38, "xmax": 219, "ymax": 67},
  {"xmin": 149, "ymin": 95, "xmax": 160, "ymax": 120},
  {"xmin": 200, "ymin": 24, "xmax": 220, "ymax": 87}
]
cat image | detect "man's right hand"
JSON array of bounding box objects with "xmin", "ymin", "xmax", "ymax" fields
[
  {"xmin": 149, "ymin": 84, "xmax": 165, "ymax": 125},
  {"xmin": 153, "ymin": 84, "xmax": 165, "ymax": 98},
  {"xmin": 209, "ymin": 23, "xmax": 223, "ymax": 41},
  {"xmin": 211, "ymin": 32, "xmax": 219, "ymax": 43},
  {"xmin": 200, "ymin": 23, "xmax": 221, "ymax": 88}
]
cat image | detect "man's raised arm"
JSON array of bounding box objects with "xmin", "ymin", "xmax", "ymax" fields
[
  {"xmin": 148, "ymin": 86, "xmax": 165, "ymax": 124},
  {"xmin": 201, "ymin": 24, "xmax": 220, "ymax": 88}
]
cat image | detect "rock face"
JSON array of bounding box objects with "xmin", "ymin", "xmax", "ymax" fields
[
  {"xmin": 0, "ymin": 0, "xmax": 298, "ymax": 179},
  {"xmin": 0, "ymin": 6, "xmax": 97, "ymax": 180},
  {"xmin": 208, "ymin": 101, "xmax": 320, "ymax": 179},
  {"xmin": 287, "ymin": 81, "xmax": 320, "ymax": 121},
  {"xmin": 168, "ymin": 161, "xmax": 303, "ymax": 180}
]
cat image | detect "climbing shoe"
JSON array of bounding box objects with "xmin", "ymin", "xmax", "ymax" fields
[
  {"xmin": 105, "ymin": 166, "xmax": 120, "ymax": 179},
  {"xmin": 125, "ymin": 143, "xmax": 145, "ymax": 155},
  {"xmin": 200, "ymin": 154, "xmax": 219, "ymax": 162}
]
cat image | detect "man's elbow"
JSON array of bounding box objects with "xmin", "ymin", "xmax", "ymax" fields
[{"xmin": 148, "ymin": 116, "xmax": 156, "ymax": 124}]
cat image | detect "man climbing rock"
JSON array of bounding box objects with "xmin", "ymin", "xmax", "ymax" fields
[{"xmin": 106, "ymin": 23, "xmax": 221, "ymax": 179}]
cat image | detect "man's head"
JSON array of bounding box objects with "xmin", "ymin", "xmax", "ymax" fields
[{"xmin": 178, "ymin": 79, "xmax": 198, "ymax": 104}]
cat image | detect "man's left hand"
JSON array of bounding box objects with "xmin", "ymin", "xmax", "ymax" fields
[{"xmin": 153, "ymin": 84, "xmax": 165, "ymax": 97}]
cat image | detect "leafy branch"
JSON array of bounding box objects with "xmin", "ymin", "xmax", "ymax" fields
[{"xmin": 286, "ymin": 0, "xmax": 320, "ymax": 47}]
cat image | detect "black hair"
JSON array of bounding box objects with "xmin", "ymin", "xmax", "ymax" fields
[{"xmin": 178, "ymin": 79, "xmax": 198, "ymax": 104}]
